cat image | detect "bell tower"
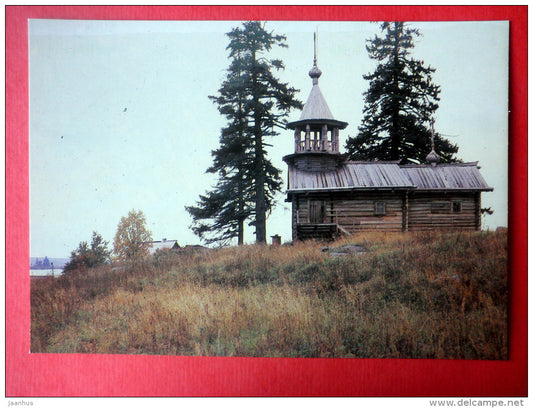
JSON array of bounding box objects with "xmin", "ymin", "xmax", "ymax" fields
[{"xmin": 283, "ymin": 33, "xmax": 348, "ymax": 172}]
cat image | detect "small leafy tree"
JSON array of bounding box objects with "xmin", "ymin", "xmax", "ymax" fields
[
  {"xmin": 63, "ymin": 231, "xmax": 111, "ymax": 273},
  {"xmin": 113, "ymin": 209, "xmax": 152, "ymax": 262}
]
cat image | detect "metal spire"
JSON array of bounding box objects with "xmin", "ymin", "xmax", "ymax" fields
[
  {"xmin": 426, "ymin": 118, "xmax": 440, "ymax": 166},
  {"xmin": 313, "ymin": 30, "xmax": 317, "ymax": 66},
  {"xmin": 309, "ymin": 29, "xmax": 322, "ymax": 85},
  {"xmin": 430, "ymin": 119, "xmax": 435, "ymax": 151}
]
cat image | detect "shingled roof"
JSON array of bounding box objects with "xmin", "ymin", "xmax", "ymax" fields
[
  {"xmin": 401, "ymin": 162, "xmax": 493, "ymax": 191},
  {"xmin": 287, "ymin": 161, "xmax": 493, "ymax": 193},
  {"xmin": 299, "ymin": 84, "xmax": 334, "ymax": 121},
  {"xmin": 288, "ymin": 161, "xmax": 413, "ymax": 192},
  {"xmin": 286, "ymin": 53, "xmax": 348, "ymax": 130}
]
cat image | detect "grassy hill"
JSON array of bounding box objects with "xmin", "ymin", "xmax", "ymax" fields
[{"xmin": 31, "ymin": 230, "xmax": 508, "ymax": 359}]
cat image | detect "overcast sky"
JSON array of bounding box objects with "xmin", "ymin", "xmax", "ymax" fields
[{"xmin": 29, "ymin": 19, "xmax": 509, "ymax": 258}]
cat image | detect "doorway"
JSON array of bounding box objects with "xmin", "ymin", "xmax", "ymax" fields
[{"xmin": 309, "ymin": 200, "xmax": 325, "ymax": 223}]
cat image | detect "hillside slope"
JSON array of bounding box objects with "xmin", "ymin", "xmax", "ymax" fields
[{"xmin": 31, "ymin": 230, "xmax": 508, "ymax": 359}]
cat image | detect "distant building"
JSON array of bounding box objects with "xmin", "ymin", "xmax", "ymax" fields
[
  {"xmin": 145, "ymin": 238, "xmax": 180, "ymax": 255},
  {"xmin": 283, "ymin": 41, "xmax": 493, "ymax": 241},
  {"xmin": 31, "ymin": 256, "xmax": 51, "ymax": 269},
  {"xmin": 181, "ymin": 244, "xmax": 208, "ymax": 253}
]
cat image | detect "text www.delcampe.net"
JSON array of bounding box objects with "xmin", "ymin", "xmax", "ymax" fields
[{"xmin": 429, "ymin": 400, "xmax": 525, "ymax": 407}]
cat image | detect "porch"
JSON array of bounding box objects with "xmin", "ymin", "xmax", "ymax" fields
[{"xmin": 295, "ymin": 223, "xmax": 347, "ymax": 241}]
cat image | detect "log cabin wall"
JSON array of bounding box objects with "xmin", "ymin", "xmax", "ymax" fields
[
  {"xmin": 291, "ymin": 153, "xmax": 341, "ymax": 172},
  {"xmin": 292, "ymin": 191, "xmax": 405, "ymax": 235},
  {"xmin": 407, "ymin": 191, "xmax": 479, "ymax": 231},
  {"xmin": 334, "ymin": 192, "xmax": 404, "ymax": 233},
  {"xmin": 291, "ymin": 190, "xmax": 482, "ymax": 240}
]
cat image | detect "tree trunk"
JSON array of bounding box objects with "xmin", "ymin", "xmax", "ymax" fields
[
  {"xmin": 252, "ymin": 49, "xmax": 267, "ymax": 243},
  {"xmin": 237, "ymin": 170, "xmax": 245, "ymax": 245},
  {"xmin": 254, "ymin": 117, "xmax": 267, "ymax": 243},
  {"xmin": 390, "ymin": 22, "xmax": 401, "ymax": 161}
]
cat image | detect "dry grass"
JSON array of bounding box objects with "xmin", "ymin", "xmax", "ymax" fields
[{"xmin": 32, "ymin": 230, "xmax": 508, "ymax": 359}]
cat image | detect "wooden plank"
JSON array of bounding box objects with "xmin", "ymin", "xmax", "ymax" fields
[{"xmin": 291, "ymin": 190, "xmax": 481, "ymax": 238}]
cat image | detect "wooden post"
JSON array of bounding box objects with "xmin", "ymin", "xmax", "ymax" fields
[
  {"xmin": 293, "ymin": 199, "xmax": 299, "ymax": 241},
  {"xmin": 402, "ymin": 191, "xmax": 409, "ymax": 232},
  {"xmin": 305, "ymin": 124, "xmax": 310, "ymax": 150},
  {"xmin": 475, "ymin": 192, "xmax": 481, "ymax": 230},
  {"xmin": 321, "ymin": 124, "xmax": 328, "ymax": 150}
]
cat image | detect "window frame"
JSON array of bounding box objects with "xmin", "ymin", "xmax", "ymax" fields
[
  {"xmin": 375, "ymin": 201, "xmax": 386, "ymax": 216},
  {"xmin": 452, "ymin": 200, "xmax": 463, "ymax": 214}
]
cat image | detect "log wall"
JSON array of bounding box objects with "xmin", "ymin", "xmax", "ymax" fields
[
  {"xmin": 407, "ymin": 192, "xmax": 479, "ymax": 231},
  {"xmin": 291, "ymin": 154, "xmax": 340, "ymax": 172},
  {"xmin": 293, "ymin": 192, "xmax": 405, "ymax": 236},
  {"xmin": 291, "ymin": 190, "xmax": 482, "ymax": 239}
]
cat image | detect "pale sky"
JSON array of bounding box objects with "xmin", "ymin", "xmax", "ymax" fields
[{"xmin": 29, "ymin": 20, "xmax": 509, "ymax": 257}]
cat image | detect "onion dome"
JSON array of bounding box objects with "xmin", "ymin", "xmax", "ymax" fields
[
  {"xmin": 426, "ymin": 119, "xmax": 440, "ymax": 166},
  {"xmin": 426, "ymin": 149, "xmax": 440, "ymax": 166},
  {"xmin": 309, "ymin": 62, "xmax": 322, "ymax": 85}
]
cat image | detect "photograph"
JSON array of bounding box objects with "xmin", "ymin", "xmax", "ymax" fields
[
  {"xmin": 6, "ymin": 4, "xmax": 527, "ymax": 400},
  {"xmin": 29, "ymin": 18, "xmax": 509, "ymax": 359}
]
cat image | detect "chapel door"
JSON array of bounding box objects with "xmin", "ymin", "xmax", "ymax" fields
[{"xmin": 309, "ymin": 200, "xmax": 325, "ymax": 223}]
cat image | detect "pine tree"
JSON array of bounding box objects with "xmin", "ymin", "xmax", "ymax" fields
[
  {"xmin": 187, "ymin": 21, "xmax": 302, "ymax": 245},
  {"xmin": 346, "ymin": 22, "xmax": 459, "ymax": 164}
]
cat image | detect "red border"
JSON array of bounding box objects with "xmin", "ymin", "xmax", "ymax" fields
[{"xmin": 6, "ymin": 6, "xmax": 527, "ymax": 397}]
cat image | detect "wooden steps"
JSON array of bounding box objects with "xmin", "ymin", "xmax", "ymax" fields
[{"xmin": 296, "ymin": 223, "xmax": 339, "ymax": 241}]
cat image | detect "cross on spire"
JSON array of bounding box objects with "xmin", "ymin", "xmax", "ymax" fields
[
  {"xmin": 426, "ymin": 118, "xmax": 440, "ymax": 166},
  {"xmin": 313, "ymin": 30, "xmax": 317, "ymax": 66},
  {"xmin": 430, "ymin": 118, "xmax": 435, "ymax": 151}
]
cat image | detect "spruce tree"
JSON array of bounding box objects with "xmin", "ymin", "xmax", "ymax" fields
[
  {"xmin": 346, "ymin": 22, "xmax": 459, "ymax": 164},
  {"xmin": 186, "ymin": 49, "xmax": 253, "ymax": 245},
  {"xmin": 187, "ymin": 21, "xmax": 302, "ymax": 245}
]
